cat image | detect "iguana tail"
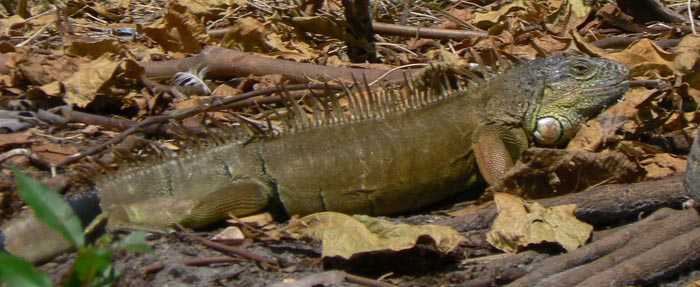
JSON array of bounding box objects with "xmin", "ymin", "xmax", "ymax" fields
[{"xmin": 0, "ymin": 189, "xmax": 102, "ymax": 263}]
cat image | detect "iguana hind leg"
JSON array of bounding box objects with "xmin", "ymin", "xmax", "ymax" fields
[
  {"xmin": 107, "ymin": 180, "xmax": 271, "ymax": 231},
  {"xmin": 182, "ymin": 180, "xmax": 270, "ymax": 228},
  {"xmin": 472, "ymin": 124, "xmax": 529, "ymax": 185}
]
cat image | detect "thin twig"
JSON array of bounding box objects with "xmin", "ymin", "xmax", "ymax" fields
[
  {"xmin": 345, "ymin": 273, "xmax": 400, "ymax": 287},
  {"xmin": 142, "ymin": 256, "xmax": 238, "ymax": 274},
  {"xmin": 175, "ymin": 224, "xmax": 278, "ymax": 266},
  {"xmin": 16, "ymin": 20, "xmax": 53, "ymax": 47},
  {"xmin": 689, "ymin": 0, "xmax": 697, "ymax": 35}
]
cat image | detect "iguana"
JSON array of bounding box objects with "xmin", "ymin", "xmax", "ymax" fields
[{"xmin": 0, "ymin": 56, "xmax": 630, "ymax": 263}]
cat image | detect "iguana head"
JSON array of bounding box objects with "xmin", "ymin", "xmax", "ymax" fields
[{"xmin": 522, "ymin": 56, "xmax": 630, "ymax": 146}]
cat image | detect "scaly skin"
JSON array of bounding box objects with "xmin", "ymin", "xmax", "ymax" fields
[{"xmin": 0, "ymin": 56, "xmax": 630, "ymax": 263}]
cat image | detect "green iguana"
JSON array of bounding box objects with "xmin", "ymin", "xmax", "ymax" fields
[{"xmin": 0, "ymin": 56, "xmax": 630, "ymax": 263}]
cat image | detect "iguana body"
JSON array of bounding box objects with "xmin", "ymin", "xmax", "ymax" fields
[{"xmin": 0, "ymin": 56, "xmax": 630, "ymax": 262}]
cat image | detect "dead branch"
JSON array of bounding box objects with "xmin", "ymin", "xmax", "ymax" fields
[
  {"xmin": 617, "ymin": 0, "xmax": 689, "ymax": 23},
  {"xmin": 506, "ymin": 208, "xmax": 700, "ymax": 286},
  {"xmin": 576, "ymin": 224, "xmax": 700, "ymax": 286},
  {"xmin": 372, "ymin": 22, "xmax": 487, "ymax": 40},
  {"xmin": 207, "ymin": 22, "xmax": 488, "ymax": 41},
  {"xmin": 459, "ymin": 251, "xmax": 548, "ymax": 287},
  {"xmin": 140, "ymin": 46, "xmax": 411, "ymax": 82},
  {"xmin": 142, "ymin": 256, "xmax": 238, "ymax": 274},
  {"xmin": 343, "ymin": 0, "xmax": 377, "ymax": 63},
  {"xmin": 269, "ymin": 270, "xmax": 399, "ymax": 287},
  {"xmin": 439, "ymin": 174, "xmax": 688, "ymax": 232}
]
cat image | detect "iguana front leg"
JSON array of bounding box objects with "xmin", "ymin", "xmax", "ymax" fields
[{"xmin": 472, "ymin": 124, "xmax": 529, "ymax": 185}]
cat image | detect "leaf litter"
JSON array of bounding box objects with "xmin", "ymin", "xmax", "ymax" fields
[{"xmin": 0, "ymin": 0, "xmax": 698, "ymax": 286}]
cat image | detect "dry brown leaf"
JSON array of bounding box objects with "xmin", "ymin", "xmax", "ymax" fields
[
  {"xmin": 10, "ymin": 48, "xmax": 87, "ymax": 86},
  {"xmin": 567, "ymin": 86, "xmax": 656, "ymax": 151},
  {"xmin": 489, "ymin": 148, "xmax": 643, "ymax": 198},
  {"xmin": 175, "ymin": 0, "xmax": 240, "ymax": 15},
  {"xmin": 674, "ymin": 35, "xmax": 700, "ymax": 73},
  {"xmin": 64, "ymin": 38, "xmax": 129, "ymax": 60},
  {"xmin": 640, "ymin": 153, "xmax": 687, "ymax": 179},
  {"xmin": 0, "ymin": 130, "xmax": 32, "ymax": 149},
  {"xmin": 675, "ymin": 35, "xmax": 700, "ymax": 90},
  {"xmin": 487, "ymin": 193, "xmax": 592, "ymax": 253},
  {"xmin": 228, "ymin": 212, "xmax": 274, "ymax": 228},
  {"xmin": 222, "ymin": 17, "xmax": 320, "ymax": 61},
  {"xmin": 546, "ymin": 0, "xmax": 593, "ymax": 35},
  {"xmin": 0, "ymin": 15, "xmax": 29, "ymax": 37},
  {"xmin": 141, "ymin": 1, "xmax": 210, "ymax": 53},
  {"xmin": 26, "ymin": 81, "xmax": 64, "ymax": 100},
  {"xmin": 211, "ymin": 226, "xmax": 245, "ymax": 241},
  {"xmin": 569, "ymin": 31, "xmax": 609, "ymax": 57},
  {"xmin": 285, "ymin": 212, "xmax": 463, "ymax": 259},
  {"xmin": 472, "ymin": 0, "xmax": 529, "ymax": 28},
  {"xmin": 607, "ymin": 39, "xmax": 675, "ymax": 77},
  {"xmin": 220, "ymin": 17, "xmax": 268, "ymax": 52},
  {"xmin": 62, "ymin": 57, "xmax": 118, "ymax": 107},
  {"xmin": 31, "ymin": 140, "xmax": 80, "ymax": 164}
]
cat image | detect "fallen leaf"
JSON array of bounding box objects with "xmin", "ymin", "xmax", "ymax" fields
[
  {"xmin": 473, "ymin": 0, "xmax": 528, "ymax": 28},
  {"xmin": 488, "ymin": 148, "xmax": 643, "ymax": 198},
  {"xmin": 141, "ymin": 1, "xmax": 210, "ymax": 53},
  {"xmin": 546, "ymin": 0, "xmax": 593, "ymax": 35},
  {"xmin": 11, "ymin": 48, "xmax": 87, "ymax": 86},
  {"xmin": 486, "ymin": 193, "xmax": 592, "ymax": 253},
  {"xmin": 211, "ymin": 226, "xmax": 245, "ymax": 241},
  {"xmin": 64, "ymin": 38, "xmax": 129, "ymax": 60},
  {"xmin": 220, "ymin": 17, "xmax": 268, "ymax": 52},
  {"xmin": 63, "ymin": 57, "xmax": 142, "ymax": 107},
  {"xmin": 607, "ymin": 39, "xmax": 675, "ymax": 76},
  {"xmin": 675, "ymin": 35, "xmax": 700, "ymax": 73},
  {"xmin": 640, "ymin": 153, "xmax": 687, "ymax": 179},
  {"xmin": 567, "ymin": 86, "xmax": 657, "ymax": 151},
  {"xmin": 228, "ymin": 212, "xmax": 274, "ymax": 228},
  {"xmin": 0, "ymin": 130, "xmax": 32, "ymax": 148},
  {"xmin": 285, "ymin": 212, "xmax": 463, "ymax": 259}
]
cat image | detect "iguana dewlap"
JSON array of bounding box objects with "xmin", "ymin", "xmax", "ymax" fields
[{"xmin": 0, "ymin": 56, "xmax": 630, "ymax": 263}]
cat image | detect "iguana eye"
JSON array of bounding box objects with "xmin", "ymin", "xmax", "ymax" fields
[
  {"xmin": 533, "ymin": 116, "xmax": 573, "ymax": 146},
  {"xmin": 571, "ymin": 63, "xmax": 590, "ymax": 75}
]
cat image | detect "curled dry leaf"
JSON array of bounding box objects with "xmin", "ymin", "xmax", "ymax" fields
[
  {"xmin": 640, "ymin": 153, "xmax": 687, "ymax": 179},
  {"xmin": 141, "ymin": 1, "xmax": 210, "ymax": 54},
  {"xmin": 221, "ymin": 17, "xmax": 319, "ymax": 62},
  {"xmin": 64, "ymin": 39, "xmax": 130, "ymax": 60},
  {"xmin": 547, "ymin": 0, "xmax": 593, "ymax": 35},
  {"xmin": 607, "ymin": 38, "xmax": 676, "ymax": 76},
  {"xmin": 63, "ymin": 57, "xmax": 143, "ymax": 107},
  {"xmin": 211, "ymin": 226, "xmax": 245, "ymax": 241},
  {"xmin": 285, "ymin": 212, "xmax": 463, "ymax": 259},
  {"xmin": 674, "ymin": 35, "xmax": 700, "ymax": 73},
  {"xmin": 472, "ymin": 0, "xmax": 529, "ymax": 28},
  {"xmin": 567, "ymin": 86, "xmax": 657, "ymax": 151},
  {"xmin": 488, "ymin": 148, "xmax": 643, "ymax": 198},
  {"xmin": 486, "ymin": 193, "xmax": 593, "ymax": 253}
]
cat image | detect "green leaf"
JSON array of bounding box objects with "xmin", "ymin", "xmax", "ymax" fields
[
  {"xmin": 113, "ymin": 232, "xmax": 153, "ymax": 253},
  {"xmin": 13, "ymin": 167, "xmax": 85, "ymax": 248},
  {"xmin": 64, "ymin": 247, "xmax": 117, "ymax": 287},
  {"xmin": 0, "ymin": 251, "xmax": 52, "ymax": 287}
]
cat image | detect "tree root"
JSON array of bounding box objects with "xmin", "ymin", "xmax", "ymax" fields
[
  {"xmin": 440, "ymin": 174, "xmax": 697, "ymax": 286},
  {"xmin": 139, "ymin": 46, "xmax": 412, "ymax": 83},
  {"xmin": 439, "ymin": 174, "xmax": 688, "ymax": 232},
  {"xmin": 507, "ymin": 208, "xmax": 700, "ymax": 286}
]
